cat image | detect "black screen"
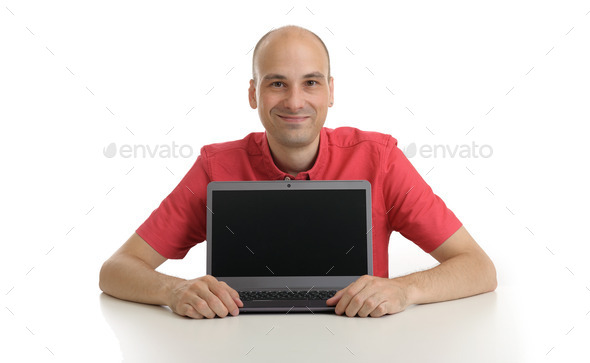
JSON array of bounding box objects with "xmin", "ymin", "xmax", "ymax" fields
[{"xmin": 211, "ymin": 189, "xmax": 368, "ymax": 277}]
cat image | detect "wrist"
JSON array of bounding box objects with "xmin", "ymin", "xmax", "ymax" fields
[
  {"xmin": 160, "ymin": 274, "xmax": 185, "ymax": 307},
  {"xmin": 390, "ymin": 275, "xmax": 420, "ymax": 307}
]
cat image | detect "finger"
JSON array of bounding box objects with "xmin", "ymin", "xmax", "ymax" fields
[
  {"xmin": 190, "ymin": 296, "xmax": 216, "ymax": 319},
  {"xmin": 225, "ymin": 284, "xmax": 244, "ymax": 308},
  {"xmin": 326, "ymin": 289, "xmax": 344, "ymax": 306},
  {"xmin": 369, "ymin": 301, "xmax": 389, "ymax": 318},
  {"xmin": 217, "ymin": 281, "xmax": 243, "ymax": 309},
  {"xmin": 334, "ymin": 287, "xmax": 356, "ymax": 315},
  {"xmin": 357, "ymin": 292, "xmax": 383, "ymax": 318},
  {"xmin": 179, "ymin": 303, "xmax": 204, "ymax": 319},
  {"xmin": 210, "ymin": 284, "xmax": 241, "ymax": 316},
  {"xmin": 335, "ymin": 278, "xmax": 370, "ymax": 316},
  {"xmin": 329, "ymin": 281, "xmax": 357, "ymax": 310},
  {"xmin": 201, "ymin": 289, "xmax": 230, "ymax": 318},
  {"xmin": 343, "ymin": 285, "xmax": 375, "ymax": 317}
]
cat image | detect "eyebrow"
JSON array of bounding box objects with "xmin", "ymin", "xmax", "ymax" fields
[
  {"xmin": 302, "ymin": 72, "xmax": 326, "ymax": 79},
  {"xmin": 262, "ymin": 72, "xmax": 326, "ymax": 81},
  {"xmin": 263, "ymin": 74, "xmax": 287, "ymax": 81}
]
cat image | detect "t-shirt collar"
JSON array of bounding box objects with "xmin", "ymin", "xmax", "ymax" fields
[{"xmin": 256, "ymin": 128, "xmax": 328, "ymax": 180}]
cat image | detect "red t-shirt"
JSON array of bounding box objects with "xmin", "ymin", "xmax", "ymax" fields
[{"xmin": 136, "ymin": 127, "xmax": 462, "ymax": 278}]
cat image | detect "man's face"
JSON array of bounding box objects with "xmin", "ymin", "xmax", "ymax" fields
[{"xmin": 249, "ymin": 33, "xmax": 334, "ymax": 149}]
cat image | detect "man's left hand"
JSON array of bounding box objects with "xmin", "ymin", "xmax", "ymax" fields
[{"xmin": 326, "ymin": 275, "xmax": 410, "ymax": 317}]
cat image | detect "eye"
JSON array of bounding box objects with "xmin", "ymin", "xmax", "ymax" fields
[
  {"xmin": 271, "ymin": 81, "xmax": 284, "ymax": 88},
  {"xmin": 306, "ymin": 80, "xmax": 318, "ymax": 86}
]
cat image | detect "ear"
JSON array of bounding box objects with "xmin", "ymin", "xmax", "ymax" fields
[
  {"xmin": 328, "ymin": 76, "xmax": 335, "ymax": 107},
  {"xmin": 248, "ymin": 79, "xmax": 257, "ymax": 109}
]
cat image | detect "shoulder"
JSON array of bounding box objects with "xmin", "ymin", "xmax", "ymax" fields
[
  {"xmin": 324, "ymin": 126, "xmax": 398, "ymax": 149},
  {"xmin": 201, "ymin": 132, "xmax": 264, "ymax": 158}
]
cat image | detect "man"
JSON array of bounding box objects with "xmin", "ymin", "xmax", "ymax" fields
[{"xmin": 99, "ymin": 25, "xmax": 497, "ymax": 319}]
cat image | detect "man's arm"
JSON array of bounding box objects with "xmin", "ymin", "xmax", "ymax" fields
[
  {"xmin": 326, "ymin": 225, "xmax": 497, "ymax": 317},
  {"xmin": 99, "ymin": 233, "xmax": 243, "ymax": 318}
]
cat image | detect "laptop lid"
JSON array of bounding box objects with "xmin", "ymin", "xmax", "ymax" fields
[{"xmin": 206, "ymin": 180, "xmax": 372, "ymax": 292}]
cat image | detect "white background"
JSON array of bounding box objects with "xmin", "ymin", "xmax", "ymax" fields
[{"xmin": 1, "ymin": 0, "xmax": 589, "ymax": 362}]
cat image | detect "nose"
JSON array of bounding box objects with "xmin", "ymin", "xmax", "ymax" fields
[{"xmin": 283, "ymin": 85, "xmax": 305, "ymax": 112}]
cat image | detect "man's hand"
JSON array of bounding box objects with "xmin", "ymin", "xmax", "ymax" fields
[
  {"xmin": 326, "ymin": 275, "xmax": 409, "ymax": 318},
  {"xmin": 326, "ymin": 227, "xmax": 497, "ymax": 318},
  {"xmin": 168, "ymin": 275, "xmax": 243, "ymax": 319},
  {"xmin": 100, "ymin": 233, "xmax": 245, "ymax": 319}
]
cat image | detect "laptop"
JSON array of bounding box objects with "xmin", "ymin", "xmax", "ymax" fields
[{"xmin": 206, "ymin": 180, "xmax": 373, "ymax": 313}]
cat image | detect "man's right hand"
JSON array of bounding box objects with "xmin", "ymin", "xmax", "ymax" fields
[
  {"xmin": 167, "ymin": 275, "xmax": 243, "ymax": 319},
  {"xmin": 100, "ymin": 233, "xmax": 243, "ymax": 319}
]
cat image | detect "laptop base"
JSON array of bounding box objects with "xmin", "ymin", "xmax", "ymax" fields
[{"xmin": 239, "ymin": 299, "xmax": 335, "ymax": 313}]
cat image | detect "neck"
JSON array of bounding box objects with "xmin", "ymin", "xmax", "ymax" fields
[{"xmin": 267, "ymin": 134, "xmax": 321, "ymax": 177}]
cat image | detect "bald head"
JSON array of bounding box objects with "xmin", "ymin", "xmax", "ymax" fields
[{"xmin": 252, "ymin": 25, "xmax": 331, "ymax": 83}]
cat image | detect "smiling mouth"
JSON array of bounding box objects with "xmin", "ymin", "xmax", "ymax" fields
[{"xmin": 278, "ymin": 115, "xmax": 309, "ymax": 122}]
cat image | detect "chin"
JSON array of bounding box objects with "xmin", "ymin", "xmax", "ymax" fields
[{"xmin": 286, "ymin": 133, "xmax": 322, "ymax": 147}]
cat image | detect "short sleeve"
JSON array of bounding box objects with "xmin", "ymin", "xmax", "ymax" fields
[
  {"xmin": 381, "ymin": 137, "xmax": 462, "ymax": 252},
  {"xmin": 136, "ymin": 150, "xmax": 210, "ymax": 259}
]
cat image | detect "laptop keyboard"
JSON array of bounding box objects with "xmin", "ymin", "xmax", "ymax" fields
[{"xmin": 238, "ymin": 290, "xmax": 338, "ymax": 302}]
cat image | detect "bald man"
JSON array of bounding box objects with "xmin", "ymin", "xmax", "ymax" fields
[{"xmin": 99, "ymin": 26, "xmax": 496, "ymax": 319}]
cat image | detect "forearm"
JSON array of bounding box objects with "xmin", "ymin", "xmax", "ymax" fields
[
  {"xmin": 99, "ymin": 254, "xmax": 181, "ymax": 306},
  {"xmin": 395, "ymin": 251, "xmax": 497, "ymax": 307}
]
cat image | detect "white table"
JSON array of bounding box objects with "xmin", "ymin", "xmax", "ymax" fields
[
  {"xmin": 99, "ymin": 291, "xmax": 505, "ymax": 362},
  {"xmin": 3, "ymin": 236, "xmax": 589, "ymax": 363},
  {"xmin": 95, "ymin": 285, "xmax": 582, "ymax": 363}
]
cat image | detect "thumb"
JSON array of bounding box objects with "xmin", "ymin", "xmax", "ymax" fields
[{"xmin": 326, "ymin": 289, "xmax": 343, "ymax": 306}]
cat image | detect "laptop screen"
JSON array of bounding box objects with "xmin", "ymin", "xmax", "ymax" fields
[{"xmin": 210, "ymin": 189, "xmax": 368, "ymax": 277}]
